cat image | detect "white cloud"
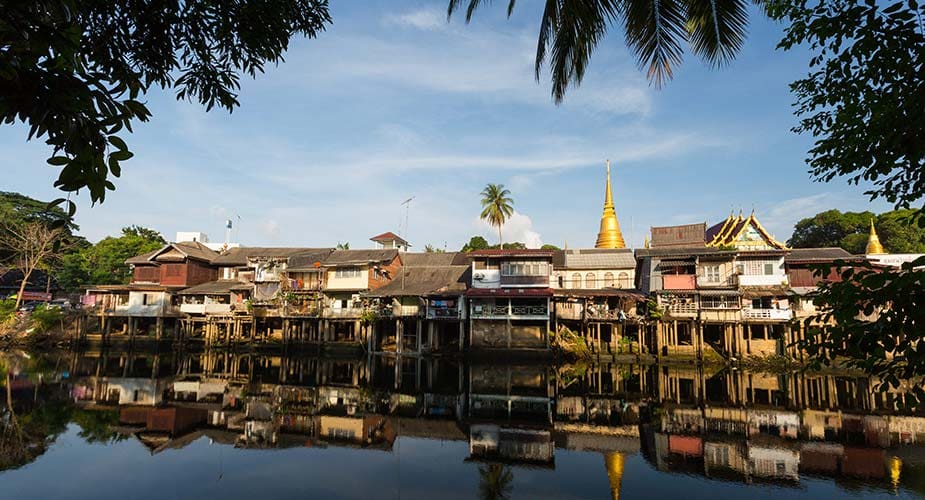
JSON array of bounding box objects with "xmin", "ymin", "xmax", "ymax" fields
[
  {"xmin": 384, "ymin": 7, "xmax": 446, "ymax": 31},
  {"xmin": 262, "ymin": 219, "xmax": 281, "ymax": 238},
  {"xmin": 476, "ymin": 211, "xmax": 543, "ymax": 248}
]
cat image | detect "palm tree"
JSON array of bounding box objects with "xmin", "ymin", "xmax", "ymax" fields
[
  {"xmin": 479, "ymin": 184, "xmax": 514, "ymax": 249},
  {"xmin": 448, "ymin": 0, "xmax": 754, "ymax": 96}
]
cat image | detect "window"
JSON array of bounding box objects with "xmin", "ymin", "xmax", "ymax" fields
[
  {"xmin": 571, "ymin": 273, "xmax": 582, "ymax": 289},
  {"xmin": 618, "ymin": 272, "xmax": 630, "ymax": 288},
  {"xmin": 704, "ymin": 265, "xmax": 720, "ymax": 282},
  {"xmin": 335, "ymin": 267, "xmax": 361, "ymax": 278},
  {"xmin": 585, "ymin": 273, "xmax": 597, "ymax": 288},
  {"xmin": 701, "ymin": 295, "xmax": 738, "ymax": 309},
  {"xmin": 603, "ymin": 272, "xmax": 615, "ymax": 287},
  {"xmin": 764, "ymin": 263, "xmax": 774, "ymax": 275},
  {"xmin": 501, "ymin": 261, "xmax": 548, "ymax": 276}
]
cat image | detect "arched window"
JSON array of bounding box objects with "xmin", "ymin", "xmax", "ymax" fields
[
  {"xmin": 585, "ymin": 272, "xmax": 597, "ymax": 289},
  {"xmin": 618, "ymin": 272, "xmax": 630, "ymax": 288},
  {"xmin": 603, "ymin": 272, "xmax": 615, "ymax": 288},
  {"xmin": 571, "ymin": 273, "xmax": 582, "ymax": 289}
]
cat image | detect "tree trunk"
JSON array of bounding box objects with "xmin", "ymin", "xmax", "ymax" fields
[
  {"xmin": 498, "ymin": 226, "xmax": 503, "ymax": 250},
  {"xmin": 14, "ymin": 268, "xmax": 33, "ymax": 309}
]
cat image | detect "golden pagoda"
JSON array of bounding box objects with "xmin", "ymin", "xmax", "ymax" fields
[
  {"xmin": 595, "ymin": 160, "xmax": 626, "ymax": 249},
  {"xmin": 866, "ymin": 218, "xmax": 886, "ymax": 254}
]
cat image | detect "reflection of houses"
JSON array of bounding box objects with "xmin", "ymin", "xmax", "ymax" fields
[
  {"xmin": 469, "ymin": 424, "xmax": 555, "ymax": 466},
  {"xmin": 467, "ymin": 249, "xmax": 553, "ymax": 350}
]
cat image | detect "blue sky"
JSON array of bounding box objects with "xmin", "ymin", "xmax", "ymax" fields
[{"xmin": 0, "ymin": 1, "xmax": 889, "ymax": 249}]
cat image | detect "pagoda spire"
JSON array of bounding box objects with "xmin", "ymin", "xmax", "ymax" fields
[
  {"xmin": 866, "ymin": 218, "xmax": 886, "ymax": 254},
  {"xmin": 595, "ymin": 160, "xmax": 626, "ymax": 249}
]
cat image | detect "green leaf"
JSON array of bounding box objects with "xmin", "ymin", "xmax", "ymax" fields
[{"xmin": 47, "ymin": 156, "xmax": 69, "ymax": 166}]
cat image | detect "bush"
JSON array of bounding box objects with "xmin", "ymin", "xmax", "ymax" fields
[
  {"xmin": 0, "ymin": 298, "xmax": 16, "ymax": 321},
  {"xmin": 29, "ymin": 304, "xmax": 64, "ymax": 333}
]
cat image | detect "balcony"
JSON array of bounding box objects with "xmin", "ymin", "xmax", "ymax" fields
[
  {"xmin": 324, "ymin": 307, "xmax": 366, "ymax": 319},
  {"xmin": 427, "ymin": 307, "xmax": 460, "ymax": 320},
  {"xmin": 500, "ymin": 275, "xmax": 550, "ymax": 287},
  {"xmin": 663, "ymin": 274, "xmax": 696, "ymax": 290},
  {"xmin": 666, "ymin": 303, "xmax": 698, "ymax": 318},
  {"xmin": 742, "ymin": 308, "xmax": 792, "ymax": 321},
  {"xmin": 391, "ymin": 304, "xmax": 423, "ymax": 317},
  {"xmin": 738, "ymin": 274, "xmax": 788, "ymax": 287},
  {"xmin": 700, "ymin": 309, "xmax": 742, "ymax": 322},
  {"xmin": 180, "ymin": 303, "xmax": 233, "ymax": 315},
  {"xmin": 471, "ymin": 303, "xmax": 548, "ymax": 320},
  {"xmin": 696, "ymin": 274, "xmax": 738, "ymax": 288}
]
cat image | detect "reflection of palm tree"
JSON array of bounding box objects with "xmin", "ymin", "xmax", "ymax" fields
[{"xmin": 478, "ymin": 464, "xmax": 513, "ymax": 500}]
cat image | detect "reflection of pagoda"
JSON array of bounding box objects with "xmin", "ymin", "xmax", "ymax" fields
[
  {"xmin": 595, "ymin": 160, "xmax": 626, "ymax": 249},
  {"xmin": 605, "ymin": 452, "xmax": 625, "ymax": 500}
]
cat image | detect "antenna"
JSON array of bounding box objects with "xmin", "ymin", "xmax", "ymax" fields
[
  {"xmin": 400, "ymin": 196, "xmax": 415, "ymax": 239},
  {"xmin": 234, "ymin": 215, "xmax": 241, "ymax": 244}
]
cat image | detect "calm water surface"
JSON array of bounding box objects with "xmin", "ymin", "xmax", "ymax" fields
[{"xmin": 1, "ymin": 350, "xmax": 923, "ymax": 499}]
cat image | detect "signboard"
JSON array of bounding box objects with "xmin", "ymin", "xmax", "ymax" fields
[{"xmin": 19, "ymin": 291, "xmax": 52, "ymax": 302}]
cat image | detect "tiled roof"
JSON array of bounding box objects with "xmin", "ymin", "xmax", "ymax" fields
[
  {"xmin": 465, "ymin": 287, "xmax": 553, "ymax": 297},
  {"xmin": 367, "ymin": 266, "xmax": 469, "ymax": 297},
  {"xmin": 370, "ymin": 231, "xmax": 409, "ymax": 244},
  {"xmin": 179, "ymin": 280, "xmax": 250, "ymax": 295},
  {"xmin": 322, "ymin": 249, "xmax": 399, "ymax": 265},
  {"xmin": 211, "ymin": 247, "xmax": 333, "ymax": 266},
  {"xmin": 651, "ymin": 223, "xmax": 707, "ymax": 249},
  {"xmin": 785, "ymin": 247, "xmax": 854, "ymax": 262},
  {"xmin": 401, "ymin": 252, "xmax": 460, "ymax": 267},
  {"xmin": 635, "ymin": 248, "xmax": 737, "ymax": 258},
  {"xmin": 125, "ymin": 249, "xmax": 160, "ymax": 265},
  {"xmin": 559, "ymin": 248, "xmax": 635, "ymax": 270},
  {"xmin": 467, "ymin": 249, "xmax": 554, "ymax": 258},
  {"xmin": 124, "ymin": 242, "xmax": 217, "ymax": 265},
  {"xmin": 553, "ymin": 288, "xmax": 644, "ymax": 299}
]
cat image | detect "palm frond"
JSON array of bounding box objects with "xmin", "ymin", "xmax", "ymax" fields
[
  {"xmin": 685, "ymin": 0, "xmax": 749, "ymax": 68},
  {"xmin": 623, "ymin": 0, "xmax": 688, "ymax": 87},
  {"xmin": 546, "ymin": 1, "xmax": 622, "ymax": 102}
]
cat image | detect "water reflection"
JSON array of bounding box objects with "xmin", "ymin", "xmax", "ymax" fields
[{"xmin": 1, "ymin": 349, "xmax": 924, "ymax": 499}]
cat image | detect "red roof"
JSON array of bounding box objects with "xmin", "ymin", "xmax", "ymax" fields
[
  {"xmin": 467, "ymin": 249, "xmax": 554, "ymax": 258},
  {"xmin": 370, "ymin": 231, "xmax": 408, "ymax": 244},
  {"xmin": 466, "ymin": 287, "xmax": 553, "ymax": 297}
]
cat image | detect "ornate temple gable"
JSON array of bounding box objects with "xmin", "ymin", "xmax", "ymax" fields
[{"xmin": 706, "ymin": 212, "xmax": 786, "ymax": 250}]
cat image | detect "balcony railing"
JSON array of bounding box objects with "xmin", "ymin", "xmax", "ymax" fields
[
  {"xmin": 742, "ymin": 308, "xmax": 792, "ymax": 321},
  {"xmin": 662, "ymin": 274, "xmax": 697, "ymax": 290},
  {"xmin": 471, "ymin": 304, "xmax": 548, "ymax": 319},
  {"xmin": 500, "ymin": 275, "xmax": 550, "ymax": 287},
  {"xmin": 666, "ymin": 303, "xmax": 698, "ymax": 317},
  {"xmin": 696, "ymin": 274, "xmax": 738, "ymax": 288},
  {"xmin": 324, "ymin": 307, "xmax": 366, "ymax": 319},
  {"xmin": 391, "ymin": 304, "xmax": 423, "ymax": 317},
  {"xmin": 738, "ymin": 274, "xmax": 788, "ymax": 287},
  {"xmin": 427, "ymin": 307, "xmax": 460, "ymax": 320},
  {"xmin": 180, "ymin": 303, "xmax": 233, "ymax": 314}
]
